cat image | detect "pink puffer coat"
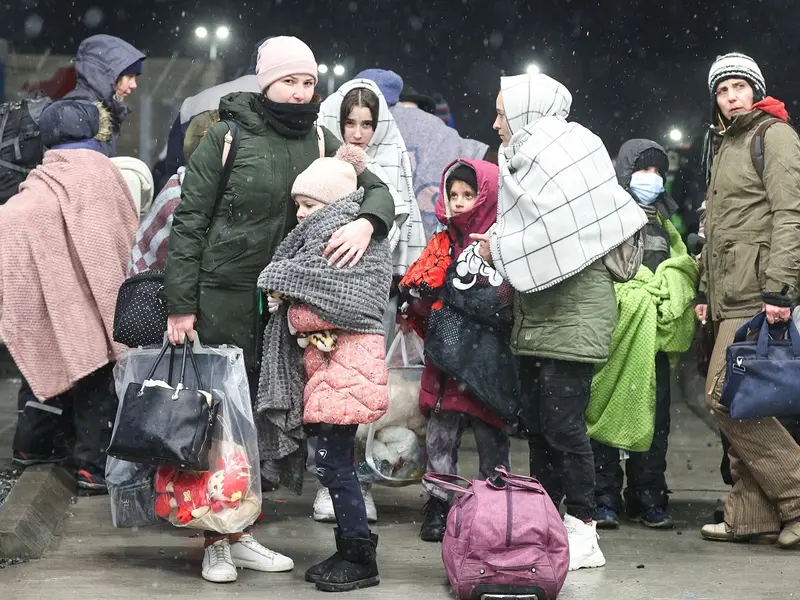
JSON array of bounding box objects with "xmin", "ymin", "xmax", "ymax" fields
[{"xmin": 289, "ymin": 304, "xmax": 388, "ymax": 426}]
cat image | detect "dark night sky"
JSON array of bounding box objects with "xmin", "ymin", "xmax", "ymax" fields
[{"xmin": 2, "ymin": 0, "xmax": 799, "ymax": 152}]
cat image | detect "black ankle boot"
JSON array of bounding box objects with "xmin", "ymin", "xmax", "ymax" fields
[
  {"xmin": 420, "ymin": 497, "xmax": 449, "ymax": 542},
  {"xmin": 306, "ymin": 529, "xmax": 378, "ymax": 584},
  {"xmin": 314, "ymin": 533, "xmax": 379, "ymax": 592}
]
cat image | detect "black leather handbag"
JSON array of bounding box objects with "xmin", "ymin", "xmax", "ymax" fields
[{"xmin": 107, "ymin": 341, "xmax": 220, "ymax": 470}]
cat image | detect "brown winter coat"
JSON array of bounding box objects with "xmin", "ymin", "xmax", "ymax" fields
[{"xmin": 700, "ymin": 106, "xmax": 800, "ymax": 320}]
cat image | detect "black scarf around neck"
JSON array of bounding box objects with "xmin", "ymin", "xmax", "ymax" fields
[{"xmin": 258, "ymin": 96, "xmax": 320, "ymax": 138}]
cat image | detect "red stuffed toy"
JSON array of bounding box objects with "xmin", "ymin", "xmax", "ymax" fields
[{"xmin": 154, "ymin": 451, "xmax": 250, "ymax": 525}]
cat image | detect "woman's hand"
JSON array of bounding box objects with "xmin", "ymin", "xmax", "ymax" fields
[
  {"xmin": 167, "ymin": 313, "xmax": 197, "ymax": 345},
  {"xmin": 695, "ymin": 304, "xmax": 708, "ymax": 325},
  {"xmin": 324, "ymin": 218, "xmax": 375, "ymax": 268},
  {"xmin": 765, "ymin": 303, "xmax": 791, "ymax": 325},
  {"xmin": 469, "ymin": 232, "xmax": 493, "ymax": 267}
]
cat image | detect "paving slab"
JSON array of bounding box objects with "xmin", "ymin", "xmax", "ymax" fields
[{"xmin": 1, "ymin": 401, "xmax": 796, "ymax": 599}]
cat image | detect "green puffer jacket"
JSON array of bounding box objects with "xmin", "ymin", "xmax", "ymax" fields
[
  {"xmin": 165, "ymin": 92, "xmax": 395, "ymax": 370},
  {"xmin": 510, "ymin": 259, "xmax": 617, "ymax": 364}
]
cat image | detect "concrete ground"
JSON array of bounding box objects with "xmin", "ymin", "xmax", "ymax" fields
[{"xmin": 0, "ymin": 374, "xmax": 797, "ymax": 599}]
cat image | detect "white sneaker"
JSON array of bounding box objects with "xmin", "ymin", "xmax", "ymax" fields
[
  {"xmin": 202, "ymin": 539, "xmax": 237, "ymax": 583},
  {"xmin": 362, "ymin": 484, "xmax": 378, "ymax": 523},
  {"xmin": 230, "ymin": 534, "xmax": 294, "ymax": 572},
  {"xmin": 313, "ymin": 487, "xmax": 337, "ymax": 522},
  {"xmin": 564, "ymin": 514, "xmax": 606, "ymax": 571}
]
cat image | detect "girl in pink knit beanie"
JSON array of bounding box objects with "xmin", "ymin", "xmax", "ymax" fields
[
  {"xmin": 256, "ymin": 36, "xmax": 319, "ymax": 103},
  {"xmin": 258, "ymin": 143, "xmax": 391, "ymax": 593}
]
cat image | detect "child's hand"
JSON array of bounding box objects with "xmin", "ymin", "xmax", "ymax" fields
[
  {"xmin": 470, "ymin": 232, "xmax": 493, "ymax": 266},
  {"xmin": 267, "ymin": 295, "xmax": 283, "ymax": 314}
]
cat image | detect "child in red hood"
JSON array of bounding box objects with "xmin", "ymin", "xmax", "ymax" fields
[{"xmin": 400, "ymin": 159, "xmax": 518, "ymax": 543}]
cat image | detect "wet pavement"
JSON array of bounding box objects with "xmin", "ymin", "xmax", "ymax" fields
[{"xmin": 0, "ymin": 373, "xmax": 797, "ymax": 599}]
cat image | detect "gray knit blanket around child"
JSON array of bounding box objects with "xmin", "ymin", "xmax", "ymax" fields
[{"xmin": 256, "ymin": 189, "xmax": 392, "ymax": 494}]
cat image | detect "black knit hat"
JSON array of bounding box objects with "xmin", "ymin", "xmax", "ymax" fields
[
  {"xmin": 633, "ymin": 148, "xmax": 669, "ymax": 178},
  {"xmin": 446, "ymin": 164, "xmax": 479, "ymax": 195}
]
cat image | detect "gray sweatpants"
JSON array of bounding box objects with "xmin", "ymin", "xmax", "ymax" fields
[{"xmin": 422, "ymin": 410, "xmax": 511, "ymax": 502}]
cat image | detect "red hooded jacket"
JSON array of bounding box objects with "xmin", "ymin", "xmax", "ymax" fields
[{"xmin": 402, "ymin": 159, "xmax": 506, "ymax": 428}]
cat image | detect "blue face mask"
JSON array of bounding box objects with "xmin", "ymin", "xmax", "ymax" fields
[{"xmin": 629, "ymin": 171, "xmax": 664, "ymax": 205}]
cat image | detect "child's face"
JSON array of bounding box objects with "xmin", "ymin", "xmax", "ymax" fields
[
  {"xmin": 343, "ymin": 105, "xmax": 375, "ymax": 149},
  {"xmin": 448, "ymin": 180, "xmax": 478, "ymax": 216},
  {"xmin": 295, "ymin": 195, "xmax": 326, "ymax": 222}
]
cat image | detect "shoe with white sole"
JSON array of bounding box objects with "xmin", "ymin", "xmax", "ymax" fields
[
  {"xmin": 313, "ymin": 484, "xmax": 378, "ymax": 523},
  {"xmin": 362, "ymin": 484, "xmax": 378, "ymax": 523},
  {"xmin": 313, "ymin": 487, "xmax": 337, "ymax": 522},
  {"xmin": 230, "ymin": 534, "xmax": 294, "ymax": 572},
  {"xmin": 564, "ymin": 514, "xmax": 606, "ymax": 571},
  {"xmin": 202, "ymin": 539, "xmax": 238, "ymax": 583}
]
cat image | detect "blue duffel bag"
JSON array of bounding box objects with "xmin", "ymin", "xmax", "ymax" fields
[{"xmin": 721, "ymin": 312, "xmax": 800, "ymax": 419}]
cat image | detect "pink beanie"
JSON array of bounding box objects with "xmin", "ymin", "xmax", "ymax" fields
[
  {"xmin": 256, "ymin": 36, "xmax": 318, "ymax": 91},
  {"xmin": 292, "ymin": 145, "xmax": 368, "ymax": 205}
]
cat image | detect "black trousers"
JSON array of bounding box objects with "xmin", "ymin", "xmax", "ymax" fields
[
  {"xmin": 12, "ymin": 364, "xmax": 118, "ymax": 474},
  {"xmin": 593, "ymin": 352, "xmax": 672, "ymax": 513},
  {"xmin": 518, "ymin": 357, "xmax": 596, "ymax": 521},
  {"xmin": 311, "ymin": 423, "xmax": 369, "ymax": 539}
]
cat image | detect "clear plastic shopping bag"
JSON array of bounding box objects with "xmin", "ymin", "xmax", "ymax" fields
[
  {"xmin": 356, "ymin": 329, "xmax": 427, "ymax": 487},
  {"xmin": 107, "ymin": 337, "xmax": 261, "ymax": 532}
]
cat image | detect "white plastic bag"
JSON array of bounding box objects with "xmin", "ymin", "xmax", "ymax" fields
[
  {"xmin": 106, "ymin": 338, "xmax": 261, "ymax": 533},
  {"xmin": 356, "ymin": 329, "xmax": 427, "ymax": 487}
]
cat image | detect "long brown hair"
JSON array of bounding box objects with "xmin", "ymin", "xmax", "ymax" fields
[{"xmin": 339, "ymin": 88, "xmax": 379, "ymax": 136}]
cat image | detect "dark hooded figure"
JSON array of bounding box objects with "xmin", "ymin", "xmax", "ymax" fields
[
  {"xmin": 40, "ymin": 35, "xmax": 145, "ymax": 157},
  {"xmin": 592, "ymin": 139, "xmax": 678, "ymax": 531}
]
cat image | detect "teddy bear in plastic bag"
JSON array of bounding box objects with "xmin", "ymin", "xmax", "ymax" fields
[{"xmin": 154, "ymin": 449, "xmax": 250, "ymax": 525}]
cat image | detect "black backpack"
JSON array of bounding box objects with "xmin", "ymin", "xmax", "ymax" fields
[{"xmin": 0, "ymin": 96, "xmax": 52, "ymax": 204}]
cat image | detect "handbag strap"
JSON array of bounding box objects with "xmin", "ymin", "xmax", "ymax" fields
[
  {"xmin": 492, "ymin": 466, "xmax": 546, "ymax": 494},
  {"xmin": 144, "ymin": 341, "xmax": 205, "ymax": 391},
  {"xmin": 755, "ymin": 314, "xmax": 800, "ymax": 359},
  {"xmin": 422, "ymin": 473, "xmax": 474, "ymax": 496}
]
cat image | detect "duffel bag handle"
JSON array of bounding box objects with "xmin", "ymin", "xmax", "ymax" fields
[
  {"xmin": 422, "ymin": 473, "xmax": 474, "ymax": 496},
  {"xmin": 750, "ymin": 312, "xmax": 800, "ymax": 359},
  {"xmin": 492, "ymin": 465, "xmax": 546, "ymax": 494}
]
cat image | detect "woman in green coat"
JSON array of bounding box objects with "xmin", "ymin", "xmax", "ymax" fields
[{"xmin": 164, "ymin": 36, "xmax": 395, "ymax": 584}]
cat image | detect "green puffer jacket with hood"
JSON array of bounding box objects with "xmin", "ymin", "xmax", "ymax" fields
[{"xmin": 165, "ymin": 92, "xmax": 395, "ymax": 370}]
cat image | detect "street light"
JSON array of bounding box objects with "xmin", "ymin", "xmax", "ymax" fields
[
  {"xmin": 668, "ymin": 128, "xmax": 683, "ymax": 143},
  {"xmin": 320, "ymin": 64, "xmax": 347, "ymax": 96},
  {"xmin": 526, "ymin": 63, "xmax": 540, "ymax": 75},
  {"xmin": 195, "ymin": 25, "xmax": 230, "ymax": 60}
]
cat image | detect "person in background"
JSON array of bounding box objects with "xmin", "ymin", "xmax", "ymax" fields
[
  {"xmin": 12, "ymin": 34, "xmax": 145, "ymax": 476},
  {"xmin": 592, "ymin": 140, "xmax": 696, "ymax": 531},
  {"xmin": 163, "ymin": 37, "xmax": 266, "ymax": 179},
  {"xmin": 40, "ymin": 34, "xmax": 145, "ymax": 158},
  {"xmin": 697, "ymin": 52, "xmax": 800, "ymax": 548},
  {"xmin": 357, "ymin": 68, "xmax": 495, "ymax": 238},
  {"xmin": 5, "ymin": 102, "xmax": 139, "ymax": 492},
  {"xmin": 313, "ymin": 78, "xmax": 426, "ymax": 524}
]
